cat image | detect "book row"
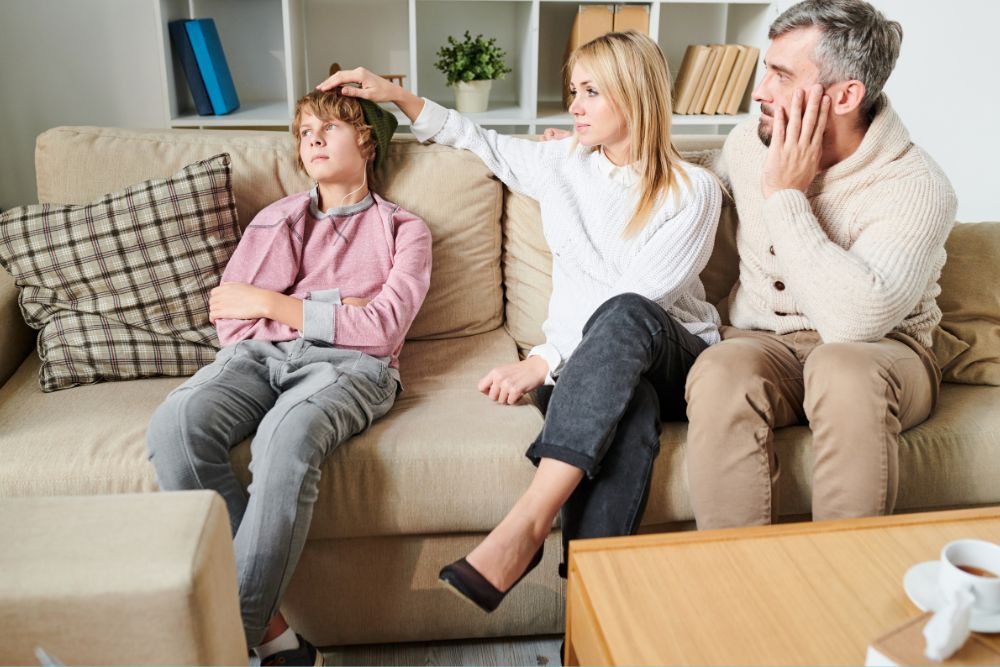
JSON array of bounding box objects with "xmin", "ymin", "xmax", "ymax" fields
[{"xmin": 674, "ymin": 43, "xmax": 760, "ymax": 116}]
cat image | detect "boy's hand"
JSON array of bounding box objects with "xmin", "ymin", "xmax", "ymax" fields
[
  {"xmin": 763, "ymin": 84, "xmax": 830, "ymax": 199},
  {"xmin": 540, "ymin": 128, "xmax": 572, "ymax": 142},
  {"xmin": 209, "ymin": 282, "xmax": 276, "ymax": 323},
  {"xmin": 477, "ymin": 356, "xmax": 549, "ymax": 405},
  {"xmin": 342, "ymin": 297, "xmax": 370, "ymax": 307}
]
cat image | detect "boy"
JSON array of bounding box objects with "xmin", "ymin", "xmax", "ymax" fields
[{"xmin": 147, "ymin": 89, "xmax": 432, "ymax": 665}]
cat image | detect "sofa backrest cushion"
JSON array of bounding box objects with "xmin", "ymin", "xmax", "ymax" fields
[
  {"xmin": 932, "ymin": 222, "xmax": 1000, "ymax": 385},
  {"xmin": 34, "ymin": 127, "xmax": 503, "ymax": 341}
]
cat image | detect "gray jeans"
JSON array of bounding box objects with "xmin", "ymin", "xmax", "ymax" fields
[{"xmin": 146, "ymin": 339, "xmax": 397, "ymax": 647}]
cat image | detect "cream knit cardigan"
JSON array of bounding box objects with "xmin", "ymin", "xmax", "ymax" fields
[{"xmin": 707, "ymin": 95, "xmax": 957, "ymax": 348}]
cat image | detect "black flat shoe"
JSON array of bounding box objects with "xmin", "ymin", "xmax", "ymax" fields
[{"xmin": 438, "ymin": 545, "xmax": 544, "ymax": 612}]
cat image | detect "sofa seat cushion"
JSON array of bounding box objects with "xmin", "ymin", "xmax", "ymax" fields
[
  {"xmin": 641, "ymin": 382, "xmax": 1000, "ymax": 526},
  {"xmin": 4, "ymin": 341, "xmax": 995, "ymax": 532},
  {"xmin": 0, "ymin": 356, "xmax": 172, "ymax": 496},
  {"xmin": 0, "ymin": 328, "xmax": 544, "ymax": 539}
]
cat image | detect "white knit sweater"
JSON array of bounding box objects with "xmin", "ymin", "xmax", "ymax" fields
[
  {"xmin": 709, "ymin": 95, "xmax": 957, "ymax": 349},
  {"xmin": 411, "ymin": 100, "xmax": 723, "ymax": 379}
]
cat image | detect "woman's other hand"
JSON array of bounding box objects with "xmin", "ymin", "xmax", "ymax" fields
[{"xmin": 477, "ymin": 356, "xmax": 549, "ymax": 405}]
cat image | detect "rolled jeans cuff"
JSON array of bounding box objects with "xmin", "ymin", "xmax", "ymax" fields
[{"xmin": 525, "ymin": 441, "xmax": 598, "ymax": 478}]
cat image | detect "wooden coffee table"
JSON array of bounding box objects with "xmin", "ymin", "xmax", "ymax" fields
[{"xmin": 565, "ymin": 507, "xmax": 1000, "ymax": 665}]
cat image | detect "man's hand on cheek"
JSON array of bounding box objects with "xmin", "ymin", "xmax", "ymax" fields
[{"xmin": 762, "ymin": 84, "xmax": 830, "ymax": 199}]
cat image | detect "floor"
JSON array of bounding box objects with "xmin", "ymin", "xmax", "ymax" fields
[{"xmin": 321, "ymin": 635, "xmax": 562, "ymax": 666}]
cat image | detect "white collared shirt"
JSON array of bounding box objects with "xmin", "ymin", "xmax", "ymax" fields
[{"xmin": 595, "ymin": 148, "xmax": 640, "ymax": 189}]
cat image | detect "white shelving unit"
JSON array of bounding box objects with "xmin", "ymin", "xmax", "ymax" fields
[
  {"xmin": 154, "ymin": 0, "xmax": 779, "ymax": 133},
  {"xmin": 154, "ymin": 0, "xmax": 307, "ymax": 128}
]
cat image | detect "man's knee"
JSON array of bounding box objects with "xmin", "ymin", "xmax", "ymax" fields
[
  {"xmin": 803, "ymin": 343, "xmax": 887, "ymax": 410},
  {"xmin": 685, "ymin": 340, "xmax": 773, "ymax": 409}
]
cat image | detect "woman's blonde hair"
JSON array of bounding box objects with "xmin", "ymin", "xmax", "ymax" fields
[{"xmin": 567, "ymin": 30, "xmax": 690, "ymax": 238}]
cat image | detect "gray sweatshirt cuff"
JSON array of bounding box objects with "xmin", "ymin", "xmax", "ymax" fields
[{"xmin": 302, "ymin": 299, "xmax": 337, "ymax": 344}]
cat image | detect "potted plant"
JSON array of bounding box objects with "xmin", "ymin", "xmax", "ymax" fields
[{"xmin": 434, "ymin": 31, "xmax": 512, "ymax": 113}]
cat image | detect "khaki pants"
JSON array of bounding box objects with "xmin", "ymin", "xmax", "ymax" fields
[{"xmin": 684, "ymin": 326, "xmax": 941, "ymax": 528}]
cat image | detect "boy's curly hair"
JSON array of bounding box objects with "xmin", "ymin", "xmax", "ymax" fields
[{"xmin": 292, "ymin": 89, "xmax": 376, "ymax": 176}]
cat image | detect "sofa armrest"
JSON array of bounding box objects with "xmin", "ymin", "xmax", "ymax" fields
[{"xmin": 0, "ymin": 268, "xmax": 35, "ymax": 385}]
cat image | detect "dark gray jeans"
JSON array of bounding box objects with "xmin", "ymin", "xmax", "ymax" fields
[{"xmin": 526, "ymin": 293, "xmax": 709, "ymax": 574}]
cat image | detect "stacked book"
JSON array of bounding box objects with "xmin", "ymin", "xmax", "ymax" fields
[
  {"xmin": 168, "ymin": 18, "xmax": 240, "ymax": 116},
  {"xmin": 562, "ymin": 4, "xmax": 651, "ymax": 110},
  {"xmin": 673, "ymin": 44, "xmax": 760, "ymax": 115}
]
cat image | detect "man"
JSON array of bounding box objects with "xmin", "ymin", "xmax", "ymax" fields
[{"xmin": 684, "ymin": 0, "xmax": 957, "ymax": 527}]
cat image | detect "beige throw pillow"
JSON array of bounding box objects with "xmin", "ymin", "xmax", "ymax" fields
[{"xmin": 0, "ymin": 154, "xmax": 239, "ymax": 391}]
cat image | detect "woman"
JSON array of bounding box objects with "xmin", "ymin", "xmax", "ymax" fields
[{"xmin": 318, "ymin": 30, "xmax": 722, "ymax": 613}]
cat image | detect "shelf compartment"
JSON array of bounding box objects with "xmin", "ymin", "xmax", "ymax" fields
[
  {"xmin": 303, "ymin": 0, "xmax": 410, "ymax": 92},
  {"xmin": 414, "ymin": 1, "xmax": 536, "ymax": 117},
  {"xmin": 156, "ymin": 0, "xmax": 304, "ymax": 127}
]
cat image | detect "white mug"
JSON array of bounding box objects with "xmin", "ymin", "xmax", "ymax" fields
[{"xmin": 938, "ymin": 539, "xmax": 1000, "ymax": 613}]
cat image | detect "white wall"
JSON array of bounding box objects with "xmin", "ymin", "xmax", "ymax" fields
[
  {"xmin": 866, "ymin": 0, "xmax": 998, "ymax": 222},
  {"xmin": 0, "ymin": 0, "xmax": 165, "ymax": 211},
  {"xmin": 1, "ymin": 0, "xmax": 997, "ymax": 221}
]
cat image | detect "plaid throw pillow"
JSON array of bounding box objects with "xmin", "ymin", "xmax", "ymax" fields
[{"xmin": 0, "ymin": 153, "xmax": 240, "ymax": 391}]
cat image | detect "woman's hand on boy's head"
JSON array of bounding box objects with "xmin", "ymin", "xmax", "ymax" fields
[
  {"xmin": 317, "ymin": 66, "xmax": 425, "ymax": 122},
  {"xmin": 316, "ymin": 67, "xmax": 398, "ymax": 104},
  {"xmin": 209, "ymin": 282, "xmax": 276, "ymax": 323}
]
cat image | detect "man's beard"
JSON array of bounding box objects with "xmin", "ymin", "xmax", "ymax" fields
[{"xmin": 757, "ymin": 103, "xmax": 774, "ymax": 147}]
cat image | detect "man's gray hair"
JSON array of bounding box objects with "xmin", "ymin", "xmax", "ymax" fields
[{"xmin": 769, "ymin": 0, "xmax": 902, "ymax": 117}]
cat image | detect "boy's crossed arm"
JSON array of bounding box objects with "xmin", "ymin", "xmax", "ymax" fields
[
  {"xmin": 209, "ymin": 284, "xmax": 368, "ymax": 330},
  {"xmin": 211, "ymin": 206, "xmax": 431, "ymax": 357},
  {"xmin": 305, "ymin": 208, "xmax": 431, "ymax": 358}
]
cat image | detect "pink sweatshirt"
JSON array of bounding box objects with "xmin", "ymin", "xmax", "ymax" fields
[{"xmin": 215, "ymin": 189, "xmax": 432, "ymax": 368}]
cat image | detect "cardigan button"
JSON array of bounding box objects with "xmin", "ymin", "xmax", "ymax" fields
[
  {"xmin": 774, "ymin": 281, "xmax": 785, "ymax": 291},
  {"xmin": 768, "ymin": 245, "xmax": 775, "ymax": 255}
]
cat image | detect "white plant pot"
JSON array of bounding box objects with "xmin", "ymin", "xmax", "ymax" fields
[{"xmin": 452, "ymin": 80, "xmax": 493, "ymax": 113}]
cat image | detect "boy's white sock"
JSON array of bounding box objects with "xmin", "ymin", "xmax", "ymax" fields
[{"xmin": 254, "ymin": 627, "xmax": 299, "ymax": 660}]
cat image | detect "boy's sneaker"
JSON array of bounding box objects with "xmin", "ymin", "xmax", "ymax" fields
[{"xmin": 260, "ymin": 634, "xmax": 323, "ymax": 667}]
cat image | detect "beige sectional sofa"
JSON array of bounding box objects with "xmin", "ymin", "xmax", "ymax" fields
[{"xmin": 1, "ymin": 126, "xmax": 998, "ymax": 647}]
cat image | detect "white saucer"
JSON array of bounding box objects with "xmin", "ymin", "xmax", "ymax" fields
[{"xmin": 903, "ymin": 560, "xmax": 1000, "ymax": 633}]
